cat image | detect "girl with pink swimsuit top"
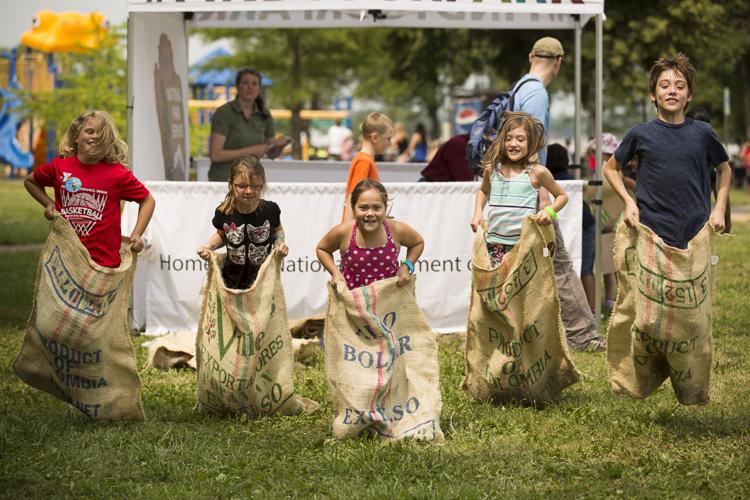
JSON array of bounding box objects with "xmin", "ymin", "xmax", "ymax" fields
[
  {"xmin": 316, "ymin": 179, "xmax": 425, "ymax": 291},
  {"xmin": 341, "ymin": 219, "xmax": 400, "ymax": 289}
]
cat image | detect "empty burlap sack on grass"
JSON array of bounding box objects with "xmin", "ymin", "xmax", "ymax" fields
[
  {"xmin": 13, "ymin": 215, "xmax": 144, "ymax": 421},
  {"xmin": 463, "ymin": 218, "xmax": 581, "ymax": 405},
  {"xmin": 195, "ymin": 250, "xmax": 317, "ymax": 416},
  {"xmin": 145, "ymin": 331, "xmax": 197, "ymax": 370},
  {"xmin": 607, "ymin": 222, "xmax": 717, "ymax": 405},
  {"xmin": 325, "ymin": 277, "xmax": 444, "ymax": 441}
]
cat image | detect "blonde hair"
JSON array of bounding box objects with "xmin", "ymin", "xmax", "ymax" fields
[
  {"xmin": 58, "ymin": 111, "xmax": 129, "ymax": 165},
  {"xmin": 217, "ymin": 155, "xmax": 267, "ymax": 215},
  {"xmin": 360, "ymin": 112, "xmax": 394, "ymax": 141},
  {"xmin": 482, "ymin": 111, "xmax": 545, "ymax": 176}
]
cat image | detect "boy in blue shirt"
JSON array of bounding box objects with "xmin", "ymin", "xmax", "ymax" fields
[{"xmin": 604, "ymin": 53, "xmax": 730, "ymax": 247}]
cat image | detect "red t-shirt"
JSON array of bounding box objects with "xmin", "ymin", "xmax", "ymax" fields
[{"xmin": 33, "ymin": 156, "xmax": 150, "ymax": 268}]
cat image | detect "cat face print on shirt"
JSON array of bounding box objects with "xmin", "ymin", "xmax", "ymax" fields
[
  {"xmin": 224, "ymin": 222, "xmax": 244, "ymax": 245},
  {"xmin": 247, "ymin": 220, "xmax": 271, "ymax": 244}
]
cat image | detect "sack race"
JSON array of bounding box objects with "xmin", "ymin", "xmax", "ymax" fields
[
  {"xmin": 607, "ymin": 223, "xmax": 717, "ymax": 405},
  {"xmin": 324, "ymin": 277, "xmax": 444, "ymax": 441},
  {"xmin": 463, "ymin": 219, "xmax": 581, "ymax": 405},
  {"xmin": 13, "ymin": 215, "xmax": 144, "ymax": 421},
  {"xmin": 195, "ymin": 250, "xmax": 315, "ymax": 416}
]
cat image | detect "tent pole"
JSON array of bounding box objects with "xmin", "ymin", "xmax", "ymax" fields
[
  {"xmin": 574, "ymin": 16, "xmax": 582, "ymax": 179},
  {"xmin": 593, "ymin": 13, "xmax": 604, "ymax": 329},
  {"xmin": 126, "ymin": 15, "xmax": 135, "ymax": 162}
]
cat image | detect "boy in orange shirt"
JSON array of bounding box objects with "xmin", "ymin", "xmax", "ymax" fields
[{"xmin": 342, "ymin": 112, "xmax": 394, "ymax": 222}]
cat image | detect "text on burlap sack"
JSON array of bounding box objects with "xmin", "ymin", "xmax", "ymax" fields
[
  {"xmin": 45, "ymin": 246, "xmax": 120, "ymax": 318},
  {"xmin": 625, "ymin": 247, "xmax": 709, "ymax": 309},
  {"xmin": 476, "ymin": 249, "xmax": 538, "ymax": 311}
]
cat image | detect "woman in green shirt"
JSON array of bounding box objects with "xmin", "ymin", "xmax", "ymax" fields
[{"xmin": 208, "ymin": 68, "xmax": 290, "ymax": 181}]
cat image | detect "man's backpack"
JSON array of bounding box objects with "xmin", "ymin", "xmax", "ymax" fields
[{"xmin": 465, "ymin": 78, "xmax": 534, "ymax": 175}]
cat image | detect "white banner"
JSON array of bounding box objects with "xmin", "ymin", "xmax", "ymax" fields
[{"xmin": 123, "ymin": 181, "xmax": 583, "ymax": 334}]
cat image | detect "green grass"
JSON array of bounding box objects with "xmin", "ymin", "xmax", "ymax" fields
[
  {"xmin": 729, "ymin": 186, "xmax": 750, "ymax": 206},
  {"xmin": 1, "ymin": 225, "xmax": 749, "ymax": 498},
  {"xmin": 0, "ymin": 180, "xmax": 51, "ymax": 245}
]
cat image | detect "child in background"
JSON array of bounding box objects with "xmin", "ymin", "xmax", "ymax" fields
[
  {"xmin": 342, "ymin": 112, "xmax": 394, "ymax": 222},
  {"xmin": 318, "ymin": 179, "xmax": 424, "ymax": 290},
  {"xmin": 470, "ymin": 111, "xmax": 568, "ymax": 267},
  {"xmin": 604, "ymin": 53, "xmax": 730, "ymax": 246},
  {"xmin": 197, "ymin": 155, "xmax": 288, "ymax": 289},
  {"xmin": 24, "ymin": 110, "xmax": 155, "ymax": 267}
]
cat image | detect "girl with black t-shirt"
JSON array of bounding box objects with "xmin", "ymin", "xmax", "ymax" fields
[{"xmin": 197, "ymin": 155, "xmax": 288, "ymax": 289}]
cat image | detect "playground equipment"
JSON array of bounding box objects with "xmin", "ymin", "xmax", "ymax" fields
[
  {"xmin": 0, "ymin": 50, "xmax": 34, "ymax": 175},
  {"xmin": 20, "ymin": 10, "xmax": 106, "ymax": 54}
]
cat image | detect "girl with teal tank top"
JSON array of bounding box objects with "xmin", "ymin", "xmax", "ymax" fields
[{"xmin": 470, "ymin": 112, "xmax": 569, "ymax": 267}]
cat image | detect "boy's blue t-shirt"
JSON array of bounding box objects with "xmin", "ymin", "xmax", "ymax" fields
[{"xmin": 614, "ymin": 117, "xmax": 728, "ymax": 249}]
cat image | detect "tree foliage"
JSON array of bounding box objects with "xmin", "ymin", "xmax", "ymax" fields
[{"xmin": 15, "ymin": 26, "xmax": 127, "ymax": 152}]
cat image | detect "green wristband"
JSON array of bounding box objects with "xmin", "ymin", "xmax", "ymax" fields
[{"xmin": 545, "ymin": 206, "xmax": 558, "ymax": 220}]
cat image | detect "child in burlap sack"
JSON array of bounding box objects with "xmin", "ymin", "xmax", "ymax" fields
[
  {"xmin": 197, "ymin": 155, "xmax": 288, "ymax": 288},
  {"xmin": 603, "ymin": 54, "xmax": 731, "ymax": 405},
  {"xmin": 24, "ymin": 110, "xmax": 155, "ymax": 266},
  {"xmin": 470, "ymin": 112, "xmax": 568, "ymax": 263},
  {"xmin": 16, "ymin": 110, "xmax": 154, "ymax": 420},
  {"xmin": 317, "ymin": 181, "xmax": 442, "ymax": 440},
  {"xmin": 465, "ymin": 112, "xmax": 580, "ymax": 404}
]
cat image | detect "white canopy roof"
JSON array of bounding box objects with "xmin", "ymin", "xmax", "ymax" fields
[{"xmin": 127, "ymin": 0, "xmax": 604, "ymax": 30}]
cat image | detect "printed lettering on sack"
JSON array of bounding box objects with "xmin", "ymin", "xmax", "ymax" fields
[
  {"xmin": 476, "ymin": 249, "xmax": 538, "ymax": 311},
  {"xmin": 44, "ymin": 246, "xmax": 119, "ymax": 317},
  {"xmin": 625, "ymin": 247, "xmax": 709, "ymax": 309}
]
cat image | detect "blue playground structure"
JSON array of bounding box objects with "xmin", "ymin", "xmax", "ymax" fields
[{"xmin": 0, "ymin": 49, "xmax": 34, "ymax": 176}]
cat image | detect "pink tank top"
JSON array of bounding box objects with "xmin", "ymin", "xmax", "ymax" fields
[{"xmin": 341, "ymin": 219, "xmax": 400, "ymax": 290}]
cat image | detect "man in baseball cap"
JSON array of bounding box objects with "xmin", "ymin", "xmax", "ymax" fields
[{"xmin": 531, "ymin": 36, "xmax": 565, "ymax": 58}]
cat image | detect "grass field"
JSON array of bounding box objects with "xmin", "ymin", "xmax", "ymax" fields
[{"xmin": 1, "ymin": 181, "xmax": 748, "ymax": 498}]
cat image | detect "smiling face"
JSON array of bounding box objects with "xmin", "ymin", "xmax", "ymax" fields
[
  {"xmin": 75, "ymin": 118, "xmax": 100, "ymax": 160},
  {"xmin": 650, "ymin": 68, "xmax": 692, "ymax": 120},
  {"xmin": 504, "ymin": 126, "xmax": 529, "ymax": 164},
  {"xmin": 353, "ymin": 188, "xmax": 387, "ymax": 234},
  {"xmin": 237, "ymin": 73, "xmax": 261, "ymax": 104}
]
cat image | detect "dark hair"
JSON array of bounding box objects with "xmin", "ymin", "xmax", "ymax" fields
[
  {"xmin": 685, "ymin": 106, "xmax": 711, "ymax": 124},
  {"xmin": 415, "ymin": 123, "xmax": 427, "ymax": 144},
  {"xmin": 546, "ymin": 143, "xmax": 570, "ymax": 174},
  {"xmin": 648, "ymin": 53, "xmax": 695, "ymax": 109},
  {"xmin": 350, "ymin": 179, "xmax": 388, "ymax": 210},
  {"xmin": 235, "ymin": 68, "xmax": 270, "ymax": 119}
]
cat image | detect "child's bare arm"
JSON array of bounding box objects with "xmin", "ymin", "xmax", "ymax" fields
[
  {"xmin": 710, "ymin": 162, "xmax": 731, "ymax": 233},
  {"xmin": 393, "ymin": 221, "xmax": 425, "ymax": 286},
  {"xmin": 603, "ymin": 155, "xmax": 639, "ymax": 226},
  {"xmin": 24, "ymin": 173, "xmax": 55, "ymax": 221},
  {"xmin": 535, "ymin": 167, "xmax": 568, "ymax": 226},
  {"xmin": 316, "ymin": 224, "xmax": 347, "ymax": 285},
  {"xmin": 197, "ymin": 230, "xmax": 225, "ymax": 259},
  {"xmin": 129, "ymin": 194, "xmax": 155, "ymax": 252},
  {"xmin": 272, "ymin": 224, "xmax": 288, "ymax": 256},
  {"xmin": 470, "ymin": 188, "xmax": 488, "ymax": 232}
]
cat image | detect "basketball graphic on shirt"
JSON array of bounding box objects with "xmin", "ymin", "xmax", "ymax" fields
[{"xmin": 59, "ymin": 186, "xmax": 107, "ymax": 237}]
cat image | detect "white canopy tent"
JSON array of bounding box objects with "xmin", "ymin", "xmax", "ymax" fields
[{"xmin": 125, "ymin": 0, "xmax": 608, "ymax": 329}]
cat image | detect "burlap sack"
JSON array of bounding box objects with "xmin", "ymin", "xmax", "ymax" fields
[
  {"xmin": 463, "ymin": 218, "xmax": 581, "ymax": 405},
  {"xmin": 13, "ymin": 215, "xmax": 144, "ymax": 421},
  {"xmin": 195, "ymin": 250, "xmax": 316, "ymax": 416},
  {"xmin": 607, "ymin": 222, "xmax": 716, "ymax": 405},
  {"xmin": 145, "ymin": 331, "xmax": 197, "ymax": 370},
  {"xmin": 324, "ymin": 277, "xmax": 444, "ymax": 441}
]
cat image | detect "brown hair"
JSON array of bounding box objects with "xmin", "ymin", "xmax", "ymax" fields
[
  {"xmin": 58, "ymin": 110, "xmax": 128, "ymax": 165},
  {"xmin": 350, "ymin": 178, "xmax": 388, "ymax": 210},
  {"xmin": 360, "ymin": 112, "xmax": 394, "ymax": 141},
  {"xmin": 648, "ymin": 53, "xmax": 695, "ymax": 109},
  {"xmin": 217, "ymin": 155, "xmax": 267, "ymax": 215},
  {"xmin": 482, "ymin": 111, "xmax": 545, "ymax": 175},
  {"xmin": 235, "ymin": 68, "xmax": 271, "ymax": 119}
]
